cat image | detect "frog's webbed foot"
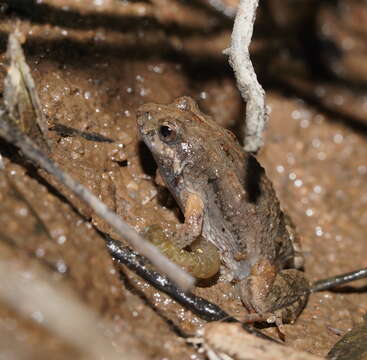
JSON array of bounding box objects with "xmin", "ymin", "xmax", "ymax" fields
[
  {"xmin": 238, "ymin": 259, "xmax": 309, "ymax": 325},
  {"xmin": 173, "ymin": 192, "xmax": 204, "ymax": 249}
]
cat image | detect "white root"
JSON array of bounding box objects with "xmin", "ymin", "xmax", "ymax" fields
[{"xmin": 225, "ymin": 0, "xmax": 267, "ymax": 153}]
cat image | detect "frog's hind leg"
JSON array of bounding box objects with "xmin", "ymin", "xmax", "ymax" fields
[{"xmin": 238, "ymin": 259, "xmax": 309, "ymax": 325}]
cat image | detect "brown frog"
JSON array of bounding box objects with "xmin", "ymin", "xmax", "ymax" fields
[{"xmin": 136, "ymin": 96, "xmax": 309, "ymax": 325}]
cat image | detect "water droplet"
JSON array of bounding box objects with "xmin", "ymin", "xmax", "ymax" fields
[
  {"xmin": 312, "ymin": 138, "xmax": 321, "ymax": 148},
  {"xmin": 294, "ymin": 179, "xmax": 303, "ymax": 187},
  {"xmin": 35, "ymin": 248, "xmax": 45, "ymax": 257},
  {"xmin": 56, "ymin": 260, "xmax": 68, "ymax": 273},
  {"xmin": 31, "ymin": 311, "xmax": 44, "ymax": 323},
  {"xmin": 333, "ymin": 133, "xmax": 344, "ymax": 144},
  {"xmin": 291, "ymin": 110, "xmax": 301, "ymax": 120},
  {"xmin": 300, "ymin": 119, "xmax": 310, "ymax": 128},
  {"xmin": 306, "ymin": 208, "xmax": 314, "ymax": 216},
  {"xmin": 200, "ymin": 91, "xmax": 208, "ymax": 100},
  {"xmin": 17, "ymin": 207, "xmax": 28, "ymax": 217},
  {"xmin": 315, "ymin": 226, "xmax": 323, "ymax": 237},
  {"xmin": 142, "ymin": 87, "xmax": 152, "ymax": 97},
  {"xmin": 57, "ymin": 235, "xmax": 66, "ymax": 245},
  {"xmin": 84, "ymin": 91, "xmax": 92, "ymax": 100},
  {"xmin": 289, "ymin": 172, "xmax": 296, "ymax": 180},
  {"xmin": 276, "ymin": 165, "xmax": 284, "ymax": 173}
]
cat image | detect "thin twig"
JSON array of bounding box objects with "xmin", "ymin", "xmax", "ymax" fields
[
  {"xmin": 0, "ymin": 111, "xmax": 194, "ymax": 291},
  {"xmin": 225, "ymin": 0, "xmax": 266, "ymax": 152},
  {"xmin": 106, "ymin": 237, "xmax": 278, "ymax": 343},
  {"xmin": 5, "ymin": 30, "xmax": 50, "ymax": 150},
  {"xmin": 50, "ymin": 123, "xmax": 114, "ymax": 143},
  {"xmin": 311, "ymin": 268, "xmax": 367, "ymax": 293}
]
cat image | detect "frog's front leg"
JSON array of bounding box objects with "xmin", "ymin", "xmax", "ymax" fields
[
  {"xmin": 174, "ymin": 191, "xmax": 204, "ymax": 249},
  {"xmin": 238, "ymin": 259, "xmax": 309, "ymax": 325}
]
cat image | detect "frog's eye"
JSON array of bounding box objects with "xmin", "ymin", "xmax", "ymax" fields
[{"xmin": 158, "ymin": 123, "xmax": 177, "ymax": 143}]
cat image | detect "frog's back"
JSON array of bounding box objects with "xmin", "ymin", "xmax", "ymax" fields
[{"xmin": 187, "ymin": 122, "xmax": 297, "ymax": 281}]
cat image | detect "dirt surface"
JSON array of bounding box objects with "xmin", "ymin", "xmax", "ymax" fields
[{"xmin": 0, "ymin": 0, "xmax": 366, "ymax": 359}]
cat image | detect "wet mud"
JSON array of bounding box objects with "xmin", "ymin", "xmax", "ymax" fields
[{"xmin": 0, "ymin": 0, "xmax": 366, "ymax": 358}]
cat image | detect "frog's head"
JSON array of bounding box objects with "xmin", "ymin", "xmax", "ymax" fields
[{"xmin": 136, "ymin": 97, "xmax": 207, "ymax": 177}]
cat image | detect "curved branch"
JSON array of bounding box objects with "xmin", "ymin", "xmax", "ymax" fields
[{"xmin": 226, "ymin": 0, "xmax": 266, "ymax": 152}]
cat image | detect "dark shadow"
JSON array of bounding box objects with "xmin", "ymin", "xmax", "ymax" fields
[
  {"xmin": 244, "ymin": 155, "xmax": 263, "ymax": 203},
  {"xmin": 115, "ymin": 159, "xmax": 128, "ymax": 167},
  {"xmin": 138, "ymin": 141, "xmax": 156, "ymax": 177},
  {"xmin": 295, "ymin": 0, "xmax": 367, "ymax": 91},
  {"xmin": 0, "ymin": 30, "xmax": 231, "ymax": 84},
  {"xmin": 196, "ymin": 271, "xmax": 220, "ymax": 288},
  {"xmin": 295, "ymin": 1, "xmax": 335, "ymax": 82},
  {"xmin": 1, "ymin": 0, "xmax": 235, "ymax": 86},
  {"xmin": 137, "ymin": 141, "xmax": 180, "ymax": 212},
  {"xmin": 6, "ymin": 0, "xmax": 231, "ymax": 36},
  {"xmin": 0, "ymin": 30, "xmax": 8, "ymax": 57}
]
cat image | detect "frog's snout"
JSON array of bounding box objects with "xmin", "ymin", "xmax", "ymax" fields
[
  {"xmin": 136, "ymin": 110, "xmax": 148, "ymax": 127},
  {"xmin": 136, "ymin": 108, "xmax": 152, "ymax": 132},
  {"xmin": 136, "ymin": 110, "xmax": 157, "ymax": 140}
]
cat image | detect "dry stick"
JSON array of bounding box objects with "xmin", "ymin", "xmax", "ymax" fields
[
  {"xmin": 225, "ymin": 0, "xmax": 266, "ymax": 153},
  {"xmin": 0, "ymin": 111, "xmax": 194, "ymax": 291},
  {"xmin": 197, "ymin": 323, "xmax": 322, "ymax": 360},
  {"xmin": 5, "ymin": 30, "xmax": 50, "ymax": 147},
  {"xmin": 0, "ymin": 259, "xmax": 148, "ymax": 360}
]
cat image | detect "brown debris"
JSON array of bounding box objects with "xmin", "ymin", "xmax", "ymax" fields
[
  {"xmin": 4, "ymin": 29, "xmax": 50, "ymax": 151},
  {"xmin": 195, "ymin": 322, "xmax": 322, "ymax": 360}
]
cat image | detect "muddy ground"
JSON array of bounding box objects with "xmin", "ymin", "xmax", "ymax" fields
[{"xmin": 0, "ymin": 0, "xmax": 366, "ymax": 359}]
